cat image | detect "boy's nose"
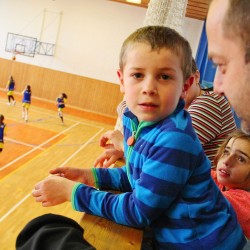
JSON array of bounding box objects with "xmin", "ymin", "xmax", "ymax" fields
[
  {"xmin": 142, "ymin": 79, "xmax": 158, "ymax": 95},
  {"xmin": 143, "ymin": 88, "xmax": 158, "ymax": 95}
]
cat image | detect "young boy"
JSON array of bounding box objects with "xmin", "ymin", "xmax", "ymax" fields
[
  {"xmin": 32, "ymin": 26, "xmax": 246, "ymax": 249},
  {"xmin": 94, "ymin": 58, "xmax": 237, "ymax": 168}
]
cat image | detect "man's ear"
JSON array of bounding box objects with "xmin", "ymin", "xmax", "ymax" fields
[
  {"xmin": 117, "ymin": 69, "xmax": 125, "ymax": 93},
  {"xmin": 181, "ymin": 75, "xmax": 194, "ymax": 99}
]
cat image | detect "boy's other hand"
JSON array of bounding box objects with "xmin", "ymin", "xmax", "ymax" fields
[
  {"xmin": 99, "ymin": 130, "xmax": 124, "ymax": 151},
  {"xmin": 93, "ymin": 148, "xmax": 124, "ymax": 168}
]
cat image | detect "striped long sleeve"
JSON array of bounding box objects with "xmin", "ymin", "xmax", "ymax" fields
[{"xmin": 188, "ymin": 91, "xmax": 236, "ymax": 164}]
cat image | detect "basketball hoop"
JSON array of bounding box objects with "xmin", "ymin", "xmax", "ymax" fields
[{"xmin": 11, "ymin": 50, "xmax": 22, "ymax": 61}]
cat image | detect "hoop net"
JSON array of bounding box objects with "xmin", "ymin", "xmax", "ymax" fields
[{"xmin": 11, "ymin": 50, "xmax": 23, "ymax": 60}]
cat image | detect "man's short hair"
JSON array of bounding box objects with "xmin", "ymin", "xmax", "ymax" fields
[{"xmin": 223, "ymin": 0, "xmax": 250, "ymax": 63}]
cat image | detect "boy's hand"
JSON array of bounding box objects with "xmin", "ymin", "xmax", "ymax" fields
[
  {"xmin": 99, "ymin": 130, "xmax": 124, "ymax": 151},
  {"xmin": 94, "ymin": 147, "xmax": 124, "ymax": 168},
  {"xmin": 32, "ymin": 175, "xmax": 75, "ymax": 207}
]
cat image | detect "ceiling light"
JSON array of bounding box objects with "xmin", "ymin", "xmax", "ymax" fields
[{"xmin": 126, "ymin": 0, "xmax": 141, "ymax": 4}]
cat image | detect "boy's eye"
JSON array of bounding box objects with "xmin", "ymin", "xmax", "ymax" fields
[
  {"xmin": 160, "ymin": 74, "xmax": 170, "ymax": 80},
  {"xmin": 132, "ymin": 73, "xmax": 143, "ymax": 79}
]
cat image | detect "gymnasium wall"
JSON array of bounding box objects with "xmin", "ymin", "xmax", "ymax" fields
[
  {"xmin": 0, "ymin": 0, "xmax": 204, "ymax": 117},
  {"xmin": 0, "ymin": 57, "xmax": 123, "ymax": 117}
]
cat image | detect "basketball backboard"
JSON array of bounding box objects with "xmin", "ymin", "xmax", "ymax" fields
[{"xmin": 5, "ymin": 33, "xmax": 37, "ymax": 57}]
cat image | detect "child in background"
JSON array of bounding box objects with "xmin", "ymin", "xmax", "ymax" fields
[
  {"xmin": 6, "ymin": 75, "xmax": 16, "ymax": 105},
  {"xmin": 212, "ymin": 129, "xmax": 250, "ymax": 239},
  {"xmin": 32, "ymin": 26, "xmax": 246, "ymax": 249},
  {"xmin": 22, "ymin": 85, "xmax": 32, "ymax": 122},
  {"xmin": 0, "ymin": 114, "xmax": 6, "ymax": 153},
  {"xmin": 56, "ymin": 93, "xmax": 67, "ymax": 124}
]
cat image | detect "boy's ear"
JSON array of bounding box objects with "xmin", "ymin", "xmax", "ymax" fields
[
  {"xmin": 194, "ymin": 70, "xmax": 200, "ymax": 84},
  {"xmin": 181, "ymin": 75, "xmax": 194, "ymax": 99},
  {"xmin": 117, "ymin": 69, "xmax": 125, "ymax": 93}
]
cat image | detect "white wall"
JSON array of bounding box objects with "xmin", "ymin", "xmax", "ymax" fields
[{"xmin": 0, "ymin": 0, "xmax": 203, "ymax": 84}]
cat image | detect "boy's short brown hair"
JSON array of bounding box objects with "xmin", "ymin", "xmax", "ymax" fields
[
  {"xmin": 119, "ymin": 26, "xmax": 193, "ymax": 81},
  {"xmin": 191, "ymin": 58, "xmax": 199, "ymax": 74}
]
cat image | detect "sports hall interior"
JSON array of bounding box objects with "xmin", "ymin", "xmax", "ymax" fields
[{"xmin": 0, "ymin": 0, "xmax": 210, "ymax": 249}]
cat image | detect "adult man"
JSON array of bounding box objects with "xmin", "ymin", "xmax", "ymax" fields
[
  {"xmin": 206, "ymin": 0, "xmax": 250, "ymax": 134},
  {"xmin": 185, "ymin": 58, "xmax": 236, "ymax": 164}
]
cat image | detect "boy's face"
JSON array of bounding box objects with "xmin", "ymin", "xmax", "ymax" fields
[
  {"xmin": 118, "ymin": 44, "xmax": 189, "ymax": 123},
  {"xmin": 217, "ymin": 137, "xmax": 250, "ymax": 191}
]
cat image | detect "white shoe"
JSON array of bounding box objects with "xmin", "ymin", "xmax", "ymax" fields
[
  {"xmin": 7, "ymin": 102, "xmax": 10, "ymax": 105},
  {"xmin": 13, "ymin": 100, "xmax": 16, "ymax": 105}
]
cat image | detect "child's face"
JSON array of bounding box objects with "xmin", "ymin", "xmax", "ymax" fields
[
  {"xmin": 217, "ymin": 137, "xmax": 250, "ymax": 190},
  {"xmin": 118, "ymin": 44, "xmax": 189, "ymax": 123}
]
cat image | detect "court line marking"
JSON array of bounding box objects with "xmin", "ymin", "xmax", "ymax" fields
[
  {"xmin": 5, "ymin": 137, "xmax": 46, "ymax": 150},
  {"xmin": 0, "ymin": 122, "xmax": 80, "ymax": 171},
  {"xmin": 6, "ymin": 138, "xmax": 100, "ymax": 148},
  {"xmin": 0, "ymin": 99, "xmax": 105, "ymax": 129},
  {"xmin": 0, "ymin": 127, "xmax": 105, "ymax": 223},
  {"xmin": 0, "ymin": 194, "xmax": 31, "ymax": 223},
  {"xmin": 31, "ymin": 108, "xmax": 104, "ymax": 129}
]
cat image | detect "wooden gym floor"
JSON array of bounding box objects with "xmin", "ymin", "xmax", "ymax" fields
[{"xmin": 0, "ymin": 90, "xmax": 116, "ymax": 250}]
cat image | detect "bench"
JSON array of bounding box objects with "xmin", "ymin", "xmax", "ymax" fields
[{"xmin": 79, "ymin": 212, "xmax": 143, "ymax": 250}]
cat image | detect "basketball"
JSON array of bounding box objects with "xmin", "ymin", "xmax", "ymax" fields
[{"xmin": 12, "ymin": 56, "xmax": 16, "ymax": 61}]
